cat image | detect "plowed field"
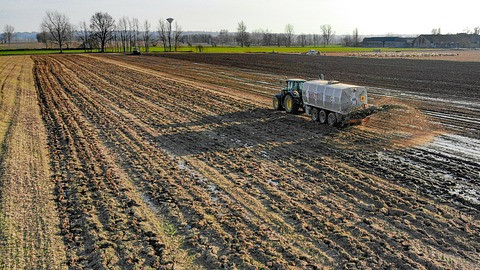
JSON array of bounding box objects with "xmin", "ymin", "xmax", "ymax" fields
[{"xmin": 2, "ymin": 53, "xmax": 478, "ymax": 269}]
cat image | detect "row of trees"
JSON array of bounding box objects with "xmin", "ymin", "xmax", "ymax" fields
[
  {"xmin": 233, "ymin": 22, "xmax": 358, "ymax": 47},
  {"xmin": 36, "ymin": 13, "xmax": 359, "ymax": 51},
  {"xmin": 38, "ymin": 11, "xmax": 183, "ymax": 53}
]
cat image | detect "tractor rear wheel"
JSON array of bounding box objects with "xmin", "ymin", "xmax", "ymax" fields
[
  {"xmin": 327, "ymin": 112, "xmax": 337, "ymax": 126},
  {"xmin": 273, "ymin": 95, "xmax": 282, "ymax": 110},
  {"xmin": 284, "ymin": 95, "xmax": 299, "ymax": 114},
  {"xmin": 319, "ymin": 110, "xmax": 327, "ymax": 124},
  {"xmin": 311, "ymin": 107, "xmax": 319, "ymax": 122}
]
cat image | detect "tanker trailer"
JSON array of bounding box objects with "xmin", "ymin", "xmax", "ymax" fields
[{"xmin": 302, "ymin": 80, "xmax": 368, "ymax": 126}]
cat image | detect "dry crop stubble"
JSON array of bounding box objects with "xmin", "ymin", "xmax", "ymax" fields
[{"xmin": 0, "ymin": 56, "xmax": 66, "ymax": 269}]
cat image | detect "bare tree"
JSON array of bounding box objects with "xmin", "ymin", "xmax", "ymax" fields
[
  {"xmin": 352, "ymin": 28, "xmax": 360, "ymax": 46},
  {"xmin": 142, "ymin": 20, "xmax": 152, "ymax": 52},
  {"xmin": 36, "ymin": 31, "xmax": 50, "ymax": 49},
  {"xmin": 313, "ymin": 34, "xmax": 320, "ymax": 47},
  {"xmin": 236, "ymin": 21, "xmax": 249, "ymax": 47},
  {"xmin": 284, "ymin": 24, "xmax": 294, "ymax": 47},
  {"xmin": 262, "ymin": 29, "xmax": 273, "ymax": 46},
  {"xmin": 274, "ymin": 33, "xmax": 284, "ymax": 47},
  {"xmin": 250, "ymin": 29, "xmax": 263, "ymax": 46},
  {"xmin": 127, "ymin": 18, "xmax": 134, "ymax": 51},
  {"xmin": 342, "ymin": 34, "xmax": 352, "ymax": 46},
  {"xmin": 90, "ymin": 12, "xmax": 115, "ymax": 52},
  {"xmin": 65, "ymin": 23, "xmax": 75, "ymax": 49},
  {"xmin": 320, "ymin": 24, "xmax": 334, "ymax": 47},
  {"xmin": 474, "ymin": 26, "xmax": 480, "ymax": 35},
  {"xmin": 218, "ymin": 29, "xmax": 229, "ymax": 46},
  {"xmin": 3, "ymin": 25, "xmax": 15, "ymax": 45},
  {"xmin": 431, "ymin": 27, "xmax": 441, "ymax": 35},
  {"xmin": 131, "ymin": 18, "xmax": 140, "ymax": 48},
  {"xmin": 41, "ymin": 11, "xmax": 71, "ymax": 53},
  {"xmin": 173, "ymin": 22, "xmax": 183, "ymax": 51},
  {"xmin": 118, "ymin": 17, "xmax": 130, "ymax": 52},
  {"xmin": 78, "ymin": 21, "xmax": 91, "ymax": 52},
  {"xmin": 298, "ymin": 33, "xmax": 306, "ymax": 47},
  {"xmin": 158, "ymin": 19, "xmax": 168, "ymax": 51}
]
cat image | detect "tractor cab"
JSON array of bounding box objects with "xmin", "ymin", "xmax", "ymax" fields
[
  {"xmin": 284, "ymin": 79, "xmax": 305, "ymax": 93},
  {"xmin": 273, "ymin": 78, "xmax": 306, "ymax": 113}
]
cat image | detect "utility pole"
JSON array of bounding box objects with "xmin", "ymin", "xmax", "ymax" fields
[{"xmin": 167, "ymin": 17, "xmax": 174, "ymax": 52}]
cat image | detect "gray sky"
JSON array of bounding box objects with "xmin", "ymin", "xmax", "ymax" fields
[{"xmin": 1, "ymin": 0, "xmax": 479, "ymax": 35}]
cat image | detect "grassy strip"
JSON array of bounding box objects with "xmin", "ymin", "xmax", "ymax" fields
[{"xmin": 0, "ymin": 45, "xmax": 429, "ymax": 56}]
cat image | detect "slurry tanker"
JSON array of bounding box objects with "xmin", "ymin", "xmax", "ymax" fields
[{"xmin": 273, "ymin": 78, "xmax": 371, "ymax": 126}]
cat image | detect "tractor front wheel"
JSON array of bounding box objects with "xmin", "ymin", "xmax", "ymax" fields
[
  {"xmin": 284, "ymin": 95, "xmax": 299, "ymax": 114},
  {"xmin": 273, "ymin": 95, "xmax": 282, "ymax": 111}
]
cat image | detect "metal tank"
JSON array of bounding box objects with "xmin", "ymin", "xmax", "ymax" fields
[{"xmin": 302, "ymin": 80, "xmax": 368, "ymax": 115}]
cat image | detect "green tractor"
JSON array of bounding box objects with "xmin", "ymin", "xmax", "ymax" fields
[{"xmin": 272, "ymin": 78, "xmax": 306, "ymax": 114}]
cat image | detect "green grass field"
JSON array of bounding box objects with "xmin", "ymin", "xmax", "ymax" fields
[{"xmin": 0, "ymin": 45, "xmax": 427, "ymax": 56}]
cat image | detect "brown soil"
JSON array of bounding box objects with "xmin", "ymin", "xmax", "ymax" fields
[{"xmin": 27, "ymin": 54, "xmax": 480, "ymax": 269}]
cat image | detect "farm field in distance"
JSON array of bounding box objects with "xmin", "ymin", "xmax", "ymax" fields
[
  {"xmin": 0, "ymin": 53, "xmax": 479, "ymax": 269},
  {"xmin": 0, "ymin": 42, "xmax": 440, "ymax": 56}
]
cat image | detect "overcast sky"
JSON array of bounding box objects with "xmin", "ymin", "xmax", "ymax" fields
[{"xmin": 1, "ymin": 0, "xmax": 479, "ymax": 35}]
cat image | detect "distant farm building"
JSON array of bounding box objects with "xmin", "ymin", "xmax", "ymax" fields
[
  {"xmin": 413, "ymin": 34, "xmax": 480, "ymax": 48},
  {"xmin": 362, "ymin": 37, "xmax": 414, "ymax": 48}
]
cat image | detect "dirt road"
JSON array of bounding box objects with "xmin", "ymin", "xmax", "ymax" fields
[{"xmin": 30, "ymin": 54, "xmax": 479, "ymax": 269}]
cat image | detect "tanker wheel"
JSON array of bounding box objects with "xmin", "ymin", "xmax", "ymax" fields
[
  {"xmin": 311, "ymin": 107, "xmax": 319, "ymax": 122},
  {"xmin": 273, "ymin": 96, "xmax": 282, "ymax": 111},
  {"xmin": 327, "ymin": 112, "xmax": 337, "ymax": 126},
  {"xmin": 284, "ymin": 95, "xmax": 299, "ymax": 114},
  {"xmin": 319, "ymin": 110, "xmax": 327, "ymax": 124}
]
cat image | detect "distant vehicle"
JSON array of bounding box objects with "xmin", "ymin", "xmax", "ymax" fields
[
  {"xmin": 306, "ymin": 49, "xmax": 320, "ymax": 55},
  {"xmin": 273, "ymin": 78, "xmax": 369, "ymax": 126},
  {"xmin": 132, "ymin": 47, "xmax": 141, "ymax": 55}
]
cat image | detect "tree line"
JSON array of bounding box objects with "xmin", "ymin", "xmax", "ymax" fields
[
  {"xmin": 37, "ymin": 11, "xmax": 183, "ymax": 53},
  {"xmin": 188, "ymin": 23, "xmax": 361, "ymax": 48},
  {"xmin": 232, "ymin": 22, "xmax": 342, "ymax": 47},
  {"xmin": 33, "ymin": 12, "xmax": 363, "ymax": 52}
]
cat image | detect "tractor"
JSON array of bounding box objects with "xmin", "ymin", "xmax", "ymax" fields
[{"xmin": 272, "ymin": 78, "xmax": 306, "ymax": 114}]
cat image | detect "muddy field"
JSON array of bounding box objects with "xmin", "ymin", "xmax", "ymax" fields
[
  {"xmin": 158, "ymin": 53, "xmax": 480, "ymax": 102},
  {"xmin": 1, "ymin": 53, "xmax": 479, "ymax": 269}
]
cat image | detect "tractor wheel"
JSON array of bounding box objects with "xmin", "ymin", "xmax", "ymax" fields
[
  {"xmin": 284, "ymin": 95, "xmax": 299, "ymax": 114},
  {"xmin": 327, "ymin": 112, "xmax": 337, "ymax": 126},
  {"xmin": 311, "ymin": 107, "xmax": 319, "ymax": 122},
  {"xmin": 319, "ymin": 110, "xmax": 327, "ymax": 124},
  {"xmin": 273, "ymin": 95, "xmax": 282, "ymax": 111}
]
